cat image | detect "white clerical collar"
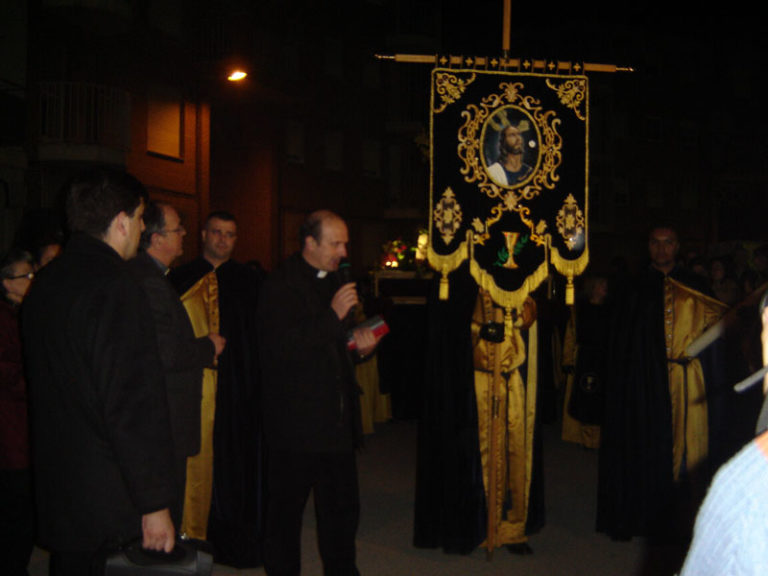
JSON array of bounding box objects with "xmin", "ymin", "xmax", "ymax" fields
[{"xmin": 316, "ymin": 270, "xmax": 328, "ymax": 279}]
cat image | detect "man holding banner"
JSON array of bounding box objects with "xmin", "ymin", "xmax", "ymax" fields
[{"xmin": 416, "ymin": 66, "xmax": 588, "ymax": 555}]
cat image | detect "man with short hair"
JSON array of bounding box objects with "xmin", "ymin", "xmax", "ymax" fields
[
  {"xmin": 129, "ymin": 201, "xmax": 226, "ymax": 527},
  {"xmin": 597, "ymin": 225, "xmax": 727, "ymax": 542},
  {"xmin": 169, "ymin": 211, "xmax": 264, "ymax": 567},
  {"xmin": 200, "ymin": 211, "xmax": 238, "ymax": 267},
  {"xmin": 23, "ymin": 169, "xmax": 176, "ymax": 576},
  {"xmin": 258, "ymin": 210, "xmax": 380, "ymax": 576}
]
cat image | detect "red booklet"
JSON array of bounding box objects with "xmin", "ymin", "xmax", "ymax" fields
[{"xmin": 347, "ymin": 315, "xmax": 389, "ymax": 350}]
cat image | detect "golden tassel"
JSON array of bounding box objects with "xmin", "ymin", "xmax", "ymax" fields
[
  {"xmin": 439, "ymin": 274, "xmax": 449, "ymax": 300},
  {"xmin": 505, "ymin": 307, "xmax": 514, "ymax": 335},
  {"xmin": 565, "ymin": 274, "xmax": 574, "ymax": 305}
]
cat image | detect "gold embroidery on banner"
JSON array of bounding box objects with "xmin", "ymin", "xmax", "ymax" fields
[
  {"xmin": 456, "ymin": 78, "xmax": 563, "ymax": 248},
  {"xmin": 472, "ymin": 205, "xmax": 503, "ymax": 246},
  {"xmin": 427, "ymin": 236, "xmax": 470, "ymax": 301},
  {"xmin": 545, "ymin": 77, "xmax": 587, "ymax": 121},
  {"xmin": 556, "ymin": 193, "xmax": 585, "ymax": 251},
  {"xmin": 549, "ymin": 234, "xmax": 590, "ymax": 306},
  {"xmin": 469, "ymin": 233, "xmax": 550, "ymax": 311},
  {"xmin": 433, "ymin": 187, "xmax": 463, "ymax": 245},
  {"xmin": 500, "ymin": 231, "xmax": 520, "ymax": 269},
  {"xmin": 428, "ymin": 69, "xmax": 589, "ymax": 307},
  {"xmin": 434, "ymin": 72, "xmax": 476, "ymax": 114}
]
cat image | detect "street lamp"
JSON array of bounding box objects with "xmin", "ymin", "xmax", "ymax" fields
[{"xmin": 227, "ymin": 70, "xmax": 247, "ymax": 81}]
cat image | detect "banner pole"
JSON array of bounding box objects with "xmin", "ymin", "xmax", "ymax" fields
[
  {"xmin": 374, "ymin": 53, "xmax": 633, "ymax": 73},
  {"xmin": 502, "ymin": 0, "xmax": 511, "ymax": 54}
]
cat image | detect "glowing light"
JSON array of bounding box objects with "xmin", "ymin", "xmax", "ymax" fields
[
  {"xmin": 227, "ymin": 70, "xmax": 247, "ymax": 81},
  {"xmin": 383, "ymin": 256, "xmax": 399, "ymax": 268}
]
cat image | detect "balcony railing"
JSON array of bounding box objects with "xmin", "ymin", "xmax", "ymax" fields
[{"xmin": 38, "ymin": 81, "xmax": 130, "ymax": 151}]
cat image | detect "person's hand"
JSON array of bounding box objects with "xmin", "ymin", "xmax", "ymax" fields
[
  {"xmin": 517, "ymin": 297, "xmax": 537, "ymax": 330},
  {"xmin": 208, "ymin": 333, "xmax": 226, "ymax": 357},
  {"xmin": 141, "ymin": 508, "xmax": 175, "ymax": 553},
  {"xmin": 353, "ymin": 326, "xmax": 378, "ymax": 357},
  {"xmin": 331, "ymin": 283, "xmax": 358, "ymax": 320}
]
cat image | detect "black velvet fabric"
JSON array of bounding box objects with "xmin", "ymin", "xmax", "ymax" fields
[
  {"xmin": 413, "ymin": 265, "xmax": 486, "ymax": 553},
  {"xmin": 170, "ymin": 258, "xmax": 264, "ymax": 567},
  {"xmin": 597, "ymin": 266, "xmax": 672, "ymax": 539},
  {"xmin": 596, "ymin": 266, "xmax": 725, "ymax": 541},
  {"xmin": 377, "ymin": 304, "xmax": 428, "ymax": 420},
  {"xmin": 413, "ymin": 265, "xmax": 547, "ymax": 552}
]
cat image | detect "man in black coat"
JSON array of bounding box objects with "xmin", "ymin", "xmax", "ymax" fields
[
  {"xmin": 597, "ymin": 225, "xmax": 726, "ymax": 542},
  {"xmin": 258, "ymin": 210, "xmax": 381, "ymax": 576},
  {"xmin": 169, "ymin": 211, "xmax": 264, "ymax": 567},
  {"xmin": 129, "ymin": 201, "xmax": 226, "ymax": 527},
  {"xmin": 23, "ymin": 169, "xmax": 177, "ymax": 576}
]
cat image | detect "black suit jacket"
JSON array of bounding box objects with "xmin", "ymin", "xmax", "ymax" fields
[
  {"xmin": 23, "ymin": 234, "xmax": 176, "ymax": 550},
  {"xmin": 129, "ymin": 251, "xmax": 215, "ymax": 458},
  {"xmin": 258, "ymin": 253, "xmax": 361, "ymax": 454}
]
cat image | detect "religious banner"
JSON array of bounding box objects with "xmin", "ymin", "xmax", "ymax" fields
[{"xmin": 428, "ymin": 65, "xmax": 589, "ymax": 309}]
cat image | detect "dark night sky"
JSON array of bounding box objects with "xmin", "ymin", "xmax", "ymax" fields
[{"xmin": 427, "ymin": 2, "xmax": 768, "ymax": 249}]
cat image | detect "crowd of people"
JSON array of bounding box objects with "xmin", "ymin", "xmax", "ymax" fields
[
  {"xmin": 1, "ymin": 168, "xmax": 383, "ymax": 576},
  {"xmin": 562, "ymin": 231, "xmax": 768, "ymax": 462},
  {"xmin": 2, "ymin": 165, "xmax": 768, "ymax": 576},
  {"xmin": 560, "ymin": 225, "xmax": 768, "ymax": 571}
]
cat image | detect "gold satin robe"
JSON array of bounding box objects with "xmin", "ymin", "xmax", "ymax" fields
[
  {"xmin": 471, "ymin": 291, "xmax": 537, "ymax": 547},
  {"xmin": 179, "ymin": 271, "xmax": 219, "ymax": 539},
  {"xmin": 353, "ymin": 306, "xmax": 391, "ymax": 434},
  {"xmin": 664, "ymin": 277, "xmax": 727, "ymax": 481}
]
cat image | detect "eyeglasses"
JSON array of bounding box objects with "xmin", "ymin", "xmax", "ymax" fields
[
  {"xmin": 6, "ymin": 272, "xmax": 34, "ymax": 280},
  {"xmin": 160, "ymin": 226, "xmax": 185, "ymax": 235}
]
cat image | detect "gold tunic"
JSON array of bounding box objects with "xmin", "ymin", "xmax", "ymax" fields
[
  {"xmin": 471, "ymin": 290, "xmax": 537, "ymax": 547},
  {"xmin": 178, "ymin": 271, "xmax": 219, "ymax": 539},
  {"xmin": 664, "ymin": 277, "xmax": 727, "ymax": 481}
]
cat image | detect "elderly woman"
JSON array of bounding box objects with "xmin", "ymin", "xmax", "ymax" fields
[{"xmin": 0, "ymin": 249, "xmax": 35, "ymax": 576}]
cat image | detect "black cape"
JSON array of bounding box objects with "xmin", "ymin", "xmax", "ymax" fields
[
  {"xmin": 170, "ymin": 257, "xmax": 264, "ymax": 567},
  {"xmin": 596, "ymin": 265, "xmax": 724, "ymax": 541},
  {"xmin": 413, "ymin": 264, "xmax": 544, "ymax": 553}
]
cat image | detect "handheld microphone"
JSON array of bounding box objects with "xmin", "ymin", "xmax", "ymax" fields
[
  {"xmin": 337, "ymin": 259, "xmax": 356, "ymax": 321},
  {"xmin": 337, "ymin": 259, "xmax": 352, "ymax": 285}
]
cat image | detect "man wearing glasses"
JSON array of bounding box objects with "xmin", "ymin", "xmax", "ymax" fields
[{"xmin": 129, "ymin": 201, "xmax": 226, "ymax": 529}]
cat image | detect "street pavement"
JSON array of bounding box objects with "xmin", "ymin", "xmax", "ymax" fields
[{"xmin": 28, "ymin": 419, "xmax": 692, "ymax": 576}]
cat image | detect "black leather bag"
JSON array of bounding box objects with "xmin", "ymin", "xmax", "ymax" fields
[{"xmin": 97, "ymin": 539, "xmax": 214, "ymax": 576}]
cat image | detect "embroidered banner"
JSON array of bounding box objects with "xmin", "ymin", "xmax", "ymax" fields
[{"xmin": 428, "ymin": 68, "xmax": 589, "ymax": 308}]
